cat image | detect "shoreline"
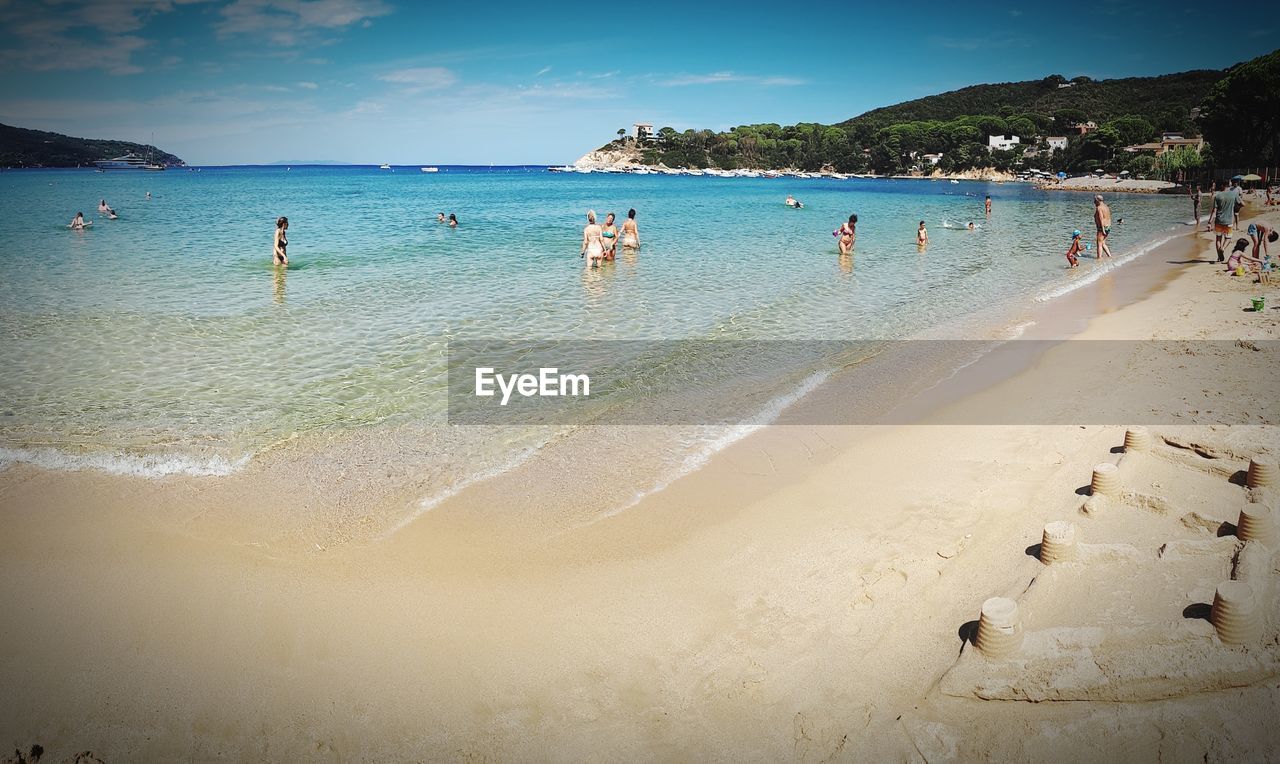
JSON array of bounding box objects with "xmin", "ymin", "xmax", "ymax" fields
[{"xmin": 2, "ymin": 208, "xmax": 1278, "ymax": 758}]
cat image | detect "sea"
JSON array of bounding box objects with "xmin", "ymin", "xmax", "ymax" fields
[{"xmin": 0, "ymin": 165, "xmax": 1192, "ymax": 521}]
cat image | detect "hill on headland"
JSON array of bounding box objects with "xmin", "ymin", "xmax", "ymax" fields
[
  {"xmin": 841, "ymin": 70, "xmax": 1222, "ymax": 131},
  {"xmin": 585, "ymin": 56, "xmax": 1280, "ymax": 177},
  {"xmin": 0, "ymin": 123, "xmax": 184, "ymax": 168}
]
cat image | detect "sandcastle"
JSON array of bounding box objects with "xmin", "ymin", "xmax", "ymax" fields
[
  {"xmin": 1211, "ymin": 580, "xmax": 1262, "ymax": 646},
  {"xmin": 1123, "ymin": 426, "xmax": 1152, "ymax": 453},
  {"xmin": 1039, "ymin": 521, "xmax": 1077, "ymax": 564},
  {"xmin": 1090, "ymin": 462, "xmax": 1120, "ymax": 497},
  {"xmin": 1246, "ymin": 458, "xmax": 1276, "ymax": 490},
  {"xmin": 1237, "ymin": 503, "xmax": 1278, "ymax": 549},
  {"xmin": 975, "ymin": 597, "xmax": 1023, "ymax": 659}
]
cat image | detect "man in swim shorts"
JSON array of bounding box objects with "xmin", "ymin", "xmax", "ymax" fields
[
  {"xmin": 1093, "ymin": 195, "xmax": 1112, "ymax": 259},
  {"xmin": 1211, "ymin": 180, "xmax": 1241, "ymax": 262}
]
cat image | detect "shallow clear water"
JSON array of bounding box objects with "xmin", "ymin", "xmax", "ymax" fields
[{"xmin": 0, "ymin": 166, "xmax": 1190, "ymax": 477}]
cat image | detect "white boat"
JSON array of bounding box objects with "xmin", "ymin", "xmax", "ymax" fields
[
  {"xmin": 949, "ymin": 179, "xmax": 960, "ymax": 184},
  {"xmin": 685, "ymin": 168, "xmax": 704, "ymax": 176},
  {"xmin": 93, "ymin": 152, "xmax": 165, "ymax": 171},
  {"xmin": 420, "ymin": 166, "xmax": 439, "ymax": 173},
  {"xmin": 632, "ymin": 168, "xmax": 653, "ymax": 175},
  {"xmin": 379, "ymin": 163, "xmax": 391, "ymax": 170},
  {"xmin": 547, "ymin": 165, "xmax": 574, "ymax": 173}
]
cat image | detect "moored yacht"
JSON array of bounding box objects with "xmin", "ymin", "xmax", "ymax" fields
[{"xmin": 93, "ymin": 152, "xmax": 166, "ymax": 171}]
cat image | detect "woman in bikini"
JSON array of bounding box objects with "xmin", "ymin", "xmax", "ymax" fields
[
  {"xmin": 581, "ymin": 210, "xmax": 604, "ymax": 267},
  {"xmin": 836, "ymin": 213, "xmax": 857, "ymax": 255},
  {"xmin": 621, "ymin": 208, "xmax": 640, "ymax": 249},
  {"xmin": 273, "ymin": 216, "xmax": 289, "ymax": 266},
  {"xmin": 601, "ymin": 212, "xmax": 618, "ymax": 261}
]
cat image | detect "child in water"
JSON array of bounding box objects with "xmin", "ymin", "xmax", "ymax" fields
[{"xmin": 1065, "ymin": 230, "xmax": 1085, "ymax": 268}]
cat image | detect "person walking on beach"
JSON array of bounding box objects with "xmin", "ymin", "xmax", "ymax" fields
[
  {"xmin": 1230, "ymin": 177, "xmax": 1244, "ymax": 228},
  {"xmin": 621, "ymin": 208, "xmax": 640, "ymax": 249},
  {"xmin": 273, "ymin": 216, "xmax": 289, "ymax": 266},
  {"xmin": 1190, "ymin": 184, "xmax": 1200, "ymax": 226},
  {"xmin": 917, "ymin": 220, "xmax": 929, "ymax": 247},
  {"xmin": 581, "ymin": 210, "xmax": 604, "ymax": 267},
  {"xmin": 1211, "ymin": 181, "xmax": 1240, "ymax": 263},
  {"xmin": 836, "ymin": 214, "xmax": 857, "ymax": 255},
  {"xmin": 985, "ymin": 195, "xmax": 992, "ymax": 216},
  {"xmin": 1093, "ymin": 195, "xmax": 1113, "ymax": 259}
]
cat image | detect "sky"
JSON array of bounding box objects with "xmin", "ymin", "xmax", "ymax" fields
[{"xmin": 0, "ymin": 0, "xmax": 1273, "ymax": 165}]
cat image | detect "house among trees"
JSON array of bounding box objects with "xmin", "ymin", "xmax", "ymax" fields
[
  {"xmin": 1045, "ymin": 136, "xmax": 1069, "ymax": 151},
  {"xmin": 633, "ymin": 123, "xmax": 653, "ymax": 141},
  {"xmin": 921, "ymin": 153, "xmax": 943, "ymax": 166},
  {"xmin": 1122, "ymin": 134, "xmax": 1204, "ymax": 156},
  {"xmin": 1067, "ymin": 121, "xmax": 1098, "ymax": 135},
  {"xmin": 987, "ymin": 134, "xmax": 1020, "ymax": 151}
]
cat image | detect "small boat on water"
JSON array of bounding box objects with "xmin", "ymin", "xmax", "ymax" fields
[
  {"xmin": 420, "ymin": 167, "xmax": 439, "ymax": 173},
  {"xmin": 379, "ymin": 163, "xmax": 391, "ymax": 170}
]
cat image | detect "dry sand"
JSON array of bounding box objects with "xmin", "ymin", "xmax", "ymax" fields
[{"xmin": 2, "ymin": 210, "xmax": 1279, "ymax": 762}]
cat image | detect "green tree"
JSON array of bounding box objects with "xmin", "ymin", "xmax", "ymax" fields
[
  {"xmin": 1197, "ymin": 48, "xmax": 1280, "ymax": 164},
  {"xmin": 1103, "ymin": 116, "xmax": 1156, "ymax": 147}
]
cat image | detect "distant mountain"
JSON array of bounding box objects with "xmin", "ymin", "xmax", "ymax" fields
[
  {"xmin": 841, "ymin": 69, "xmax": 1223, "ymax": 131},
  {"xmin": 0, "ymin": 123, "xmax": 183, "ymax": 168}
]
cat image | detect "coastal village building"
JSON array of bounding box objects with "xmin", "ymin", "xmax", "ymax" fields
[
  {"xmin": 921, "ymin": 153, "xmax": 943, "ymax": 166},
  {"xmin": 1067, "ymin": 121, "xmax": 1098, "ymax": 135},
  {"xmin": 1122, "ymin": 133, "xmax": 1205, "ymax": 156},
  {"xmin": 633, "ymin": 123, "xmax": 653, "ymax": 141},
  {"xmin": 987, "ymin": 134, "xmax": 1020, "ymax": 151},
  {"xmin": 1045, "ymin": 136, "xmax": 1069, "ymax": 151}
]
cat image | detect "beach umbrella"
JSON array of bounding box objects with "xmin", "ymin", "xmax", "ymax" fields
[
  {"xmin": 1241, "ymin": 173, "xmax": 1262, "ymax": 181},
  {"xmin": 1057, "ymin": 171, "xmax": 1067, "ymax": 179}
]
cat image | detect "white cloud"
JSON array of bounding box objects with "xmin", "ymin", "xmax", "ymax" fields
[
  {"xmin": 0, "ymin": 0, "xmax": 211, "ymax": 75},
  {"xmin": 297, "ymin": 81, "xmax": 319, "ymax": 89},
  {"xmin": 656, "ymin": 71, "xmax": 805, "ymax": 87},
  {"xmin": 217, "ymin": 0, "xmax": 392, "ymax": 43},
  {"xmin": 377, "ymin": 66, "xmax": 458, "ymax": 93},
  {"xmin": 536, "ymin": 66, "xmax": 552, "ymax": 76}
]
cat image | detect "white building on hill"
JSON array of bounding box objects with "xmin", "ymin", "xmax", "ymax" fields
[{"xmin": 987, "ymin": 134, "xmax": 1020, "ymax": 151}]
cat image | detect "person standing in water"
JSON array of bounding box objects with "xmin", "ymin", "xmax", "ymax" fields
[
  {"xmin": 1190, "ymin": 184, "xmax": 1200, "ymax": 227},
  {"xmin": 917, "ymin": 220, "xmax": 929, "ymax": 247},
  {"xmin": 621, "ymin": 208, "xmax": 640, "ymax": 249},
  {"xmin": 448, "ymin": 214, "xmax": 459, "ymax": 228},
  {"xmin": 984, "ymin": 195, "xmax": 992, "ymax": 216},
  {"xmin": 581, "ymin": 210, "xmax": 604, "ymax": 267},
  {"xmin": 69, "ymin": 212, "xmax": 87, "ymax": 229},
  {"xmin": 601, "ymin": 212, "xmax": 618, "ymax": 261},
  {"xmin": 436, "ymin": 212, "xmax": 446, "ymax": 223},
  {"xmin": 836, "ymin": 214, "xmax": 857, "ymax": 255},
  {"xmin": 1093, "ymin": 195, "xmax": 1113, "ymax": 259},
  {"xmin": 1065, "ymin": 230, "xmax": 1084, "ymax": 268},
  {"xmin": 273, "ymin": 216, "xmax": 289, "ymax": 266}
]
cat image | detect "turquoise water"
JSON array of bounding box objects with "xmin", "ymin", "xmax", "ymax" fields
[{"xmin": 0, "ymin": 166, "xmax": 1189, "ymax": 479}]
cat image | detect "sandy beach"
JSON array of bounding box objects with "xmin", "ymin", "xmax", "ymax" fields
[{"xmin": 3, "ymin": 205, "xmax": 1279, "ymax": 761}]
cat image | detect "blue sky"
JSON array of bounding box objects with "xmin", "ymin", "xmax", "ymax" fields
[{"xmin": 0, "ymin": 0, "xmax": 1273, "ymax": 165}]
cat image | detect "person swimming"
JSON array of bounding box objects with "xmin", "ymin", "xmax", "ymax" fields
[
  {"xmin": 274, "ymin": 216, "xmax": 289, "ymax": 266},
  {"xmin": 437, "ymin": 212, "xmax": 446, "ymax": 223},
  {"xmin": 785, "ymin": 194, "xmax": 802, "ymax": 208},
  {"xmin": 146, "ymin": 191, "xmax": 152, "ymax": 201},
  {"xmin": 601, "ymin": 212, "xmax": 618, "ymax": 261},
  {"xmin": 69, "ymin": 212, "xmax": 87, "ymax": 229},
  {"xmin": 621, "ymin": 208, "xmax": 640, "ymax": 249},
  {"xmin": 967, "ymin": 221, "xmax": 976, "ymax": 230},
  {"xmin": 448, "ymin": 214, "xmax": 458, "ymax": 227}
]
